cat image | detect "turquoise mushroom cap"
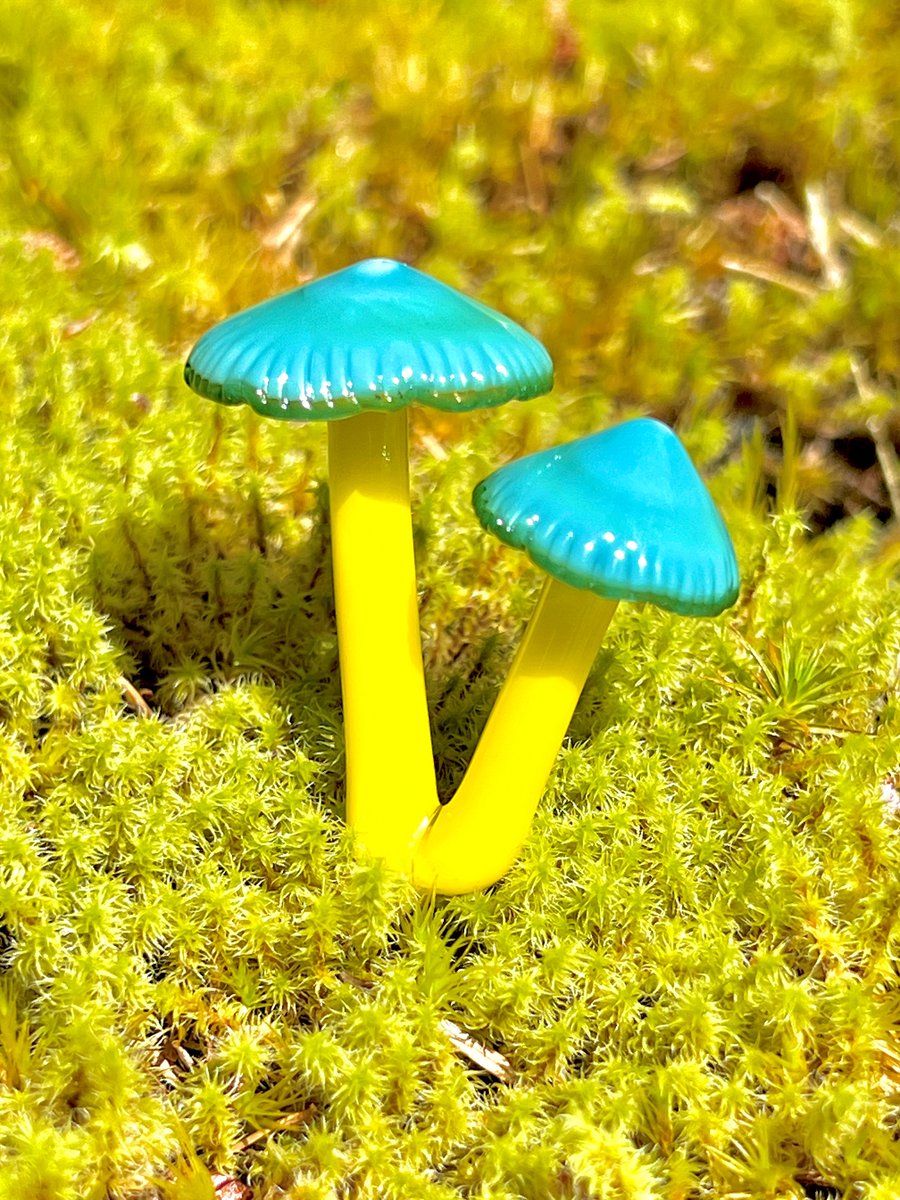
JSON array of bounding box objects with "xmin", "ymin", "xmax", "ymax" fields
[
  {"xmin": 473, "ymin": 418, "xmax": 740, "ymax": 617},
  {"xmin": 184, "ymin": 258, "xmax": 553, "ymax": 420}
]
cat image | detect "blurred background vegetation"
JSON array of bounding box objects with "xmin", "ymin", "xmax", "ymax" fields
[
  {"xmin": 4, "ymin": 0, "xmax": 900, "ymax": 518},
  {"xmin": 2, "ymin": 1, "xmax": 900, "ymax": 1197}
]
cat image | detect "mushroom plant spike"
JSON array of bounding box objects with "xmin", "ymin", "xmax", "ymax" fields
[
  {"xmin": 412, "ymin": 418, "xmax": 740, "ymax": 894},
  {"xmin": 184, "ymin": 258, "xmax": 553, "ymax": 870}
]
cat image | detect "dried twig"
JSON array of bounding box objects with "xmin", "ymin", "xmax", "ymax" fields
[
  {"xmin": 836, "ymin": 207, "xmax": 882, "ymax": 248},
  {"xmin": 417, "ymin": 431, "xmax": 449, "ymax": 462},
  {"xmin": 439, "ymin": 1018, "xmax": 513, "ymax": 1082},
  {"xmin": 118, "ymin": 675, "xmax": 152, "ymax": 718},
  {"xmin": 870, "ymin": 426, "xmax": 900, "ymax": 521},
  {"xmin": 261, "ymin": 191, "xmax": 317, "ymax": 257},
  {"xmin": 719, "ymin": 255, "xmax": 820, "ymax": 298},
  {"xmin": 154, "ymin": 1057, "xmax": 181, "ymax": 1090},
  {"xmin": 174, "ymin": 1042, "xmax": 195, "ymax": 1072},
  {"xmin": 850, "ymin": 354, "xmax": 900, "ymax": 520},
  {"xmin": 62, "ymin": 311, "xmax": 100, "ymax": 339},
  {"xmin": 805, "ymin": 181, "xmax": 845, "ymax": 288}
]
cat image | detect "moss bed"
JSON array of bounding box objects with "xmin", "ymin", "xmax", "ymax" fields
[{"xmin": 2, "ymin": 1, "xmax": 900, "ymax": 1196}]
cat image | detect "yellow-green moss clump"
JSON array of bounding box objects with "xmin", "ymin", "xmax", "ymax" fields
[{"xmin": 2, "ymin": 0, "xmax": 900, "ymax": 1196}]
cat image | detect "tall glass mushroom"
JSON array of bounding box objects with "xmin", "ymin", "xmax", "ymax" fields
[
  {"xmin": 184, "ymin": 258, "xmax": 552, "ymax": 870},
  {"xmin": 412, "ymin": 418, "xmax": 740, "ymax": 894}
]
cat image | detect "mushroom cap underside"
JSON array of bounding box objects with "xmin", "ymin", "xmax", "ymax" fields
[
  {"xmin": 473, "ymin": 418, "xmax": 740, "ymax": 617},
  {"xmin": 184, "ymin": 258, "xmax": 553, "ymax": 421}
]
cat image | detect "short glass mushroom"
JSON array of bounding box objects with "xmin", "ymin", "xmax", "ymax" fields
[
  {"xmin": 184, "ymin": 258, "xmax": 552, "ymax": 870},
  {"xmin": 411, "ymin": 417, "xmax": 740, "ymax": 894}
]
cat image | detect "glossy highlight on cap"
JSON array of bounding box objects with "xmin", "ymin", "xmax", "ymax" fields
[
  {"xmin": 473, "ymin": 418, "xmax": 740, "ymax": 617},
  {"xmin": 184, "ymin": 258, "xmax": 553, "ymax": 420}
]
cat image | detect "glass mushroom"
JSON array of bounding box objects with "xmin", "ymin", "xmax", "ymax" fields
[
  {"xmin": 411, "ymin": 417, "xmax": 741, "ymax": 895},
  {"xmin": 184, "ymin": 258, "xmax": 552, "ymax": 870}
]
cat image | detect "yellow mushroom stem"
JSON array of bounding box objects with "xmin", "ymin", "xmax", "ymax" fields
[
  {"xmin": 412, "ymin": 577, "xmax": 618, "ymax": 894},
  {"xmin": 328, "ymin": 409, "xmax": 439, "ymax": 870}
]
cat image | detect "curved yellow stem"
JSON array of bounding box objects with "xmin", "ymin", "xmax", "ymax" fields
[
  {"xmin": 328, "ymin": 410, "xmax": 438, "ymax": 870},
  {"xmin": 412, "ymin": 578, "xmax": 617, "ymax": 894}
]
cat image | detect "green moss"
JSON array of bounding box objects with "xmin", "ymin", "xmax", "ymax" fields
[{"xmin": 2, "ymin": 0, "xmax": 900, "ymax": 1195}]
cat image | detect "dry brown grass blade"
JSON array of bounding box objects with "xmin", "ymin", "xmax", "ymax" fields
[
  {"xmin": 849, "ymin": 354, "xmax": 900, "ymax": 520},
  {"xmin": 261, "ymin": 191, "xmax": 317, "ymax": 257},
  {"xmin": 62, "ymin": 311, "xmax": 100, "ymax": 339},
  {"xmin": 118, "ymin": 675, "xmax": 152, "ymax": 717},
  {"xmin": 719, "ymin": 254, "xmax": 821, "ymax": 298},
  {"xmin": 439, "ymin": 1018, "xmax": 513, "ymax": 1082},
  {"xmin": 804, "ymin": 180, "xmax": 845, "ymax": 288}
]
